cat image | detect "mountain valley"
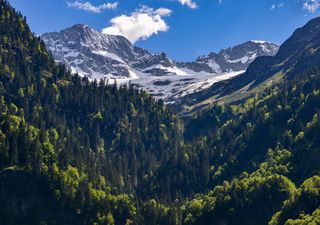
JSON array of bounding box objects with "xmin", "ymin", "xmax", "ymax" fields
[{"xmin": 0, "ymin": 1, "xmax": 320, "ymax": 225}]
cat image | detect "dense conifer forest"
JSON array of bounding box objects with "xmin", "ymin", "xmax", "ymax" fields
[{"xmin": 0, "ymin": 1, "xmax": 319, "ymax": 224}]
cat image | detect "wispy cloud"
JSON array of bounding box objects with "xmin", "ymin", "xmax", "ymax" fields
[
  {"xmin": 270, "ymin": 3, "xmax": 284, "ymax": 10},
  {"xmin": 303, "ymin": 0, "xmax": 320, "ymax": 13},
  {"xmin": 102, "ymin": 5, "xmax": 172, "ymax": 43},
  {"xmin": 67, "ymin": 1, "xmax": 118, "ymax": 13},
  {"xmin": 178, "ymin": 0, "xmax": 198, "ymax": 9}
]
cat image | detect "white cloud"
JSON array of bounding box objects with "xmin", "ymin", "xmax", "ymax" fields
[
  {"xmin": 155, "ymin": 7, "xmax": 172, "ymax": 16},
  {"xmin": 303, "ymin": 0, "xmax": 320, "ymax": 13},
  {"xmin": 102, "ymin": 6, "xmax": 172, "ymax": 43},
  {"xmin": 67, "ymin": 1, "xmax": 118, "ymax": 13},
  {"xmin": 178, "ymin": 0, "xmax": 198, "ymax": 9},
  {"xmin": 270, "ymin": 3, "xmax": 284, "ymax": 10}
]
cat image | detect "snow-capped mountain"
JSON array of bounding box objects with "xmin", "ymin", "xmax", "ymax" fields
[
  {"xmin": 41, "ymin": 24, "xmax": 147, "ymax": 80},
  {"xmin": 41, "ymin": 24, "xmax": 279, "ymax": 102},
  {"xmin": 178, "ymin": 40, "xmax": 279, "ymax": 74}
]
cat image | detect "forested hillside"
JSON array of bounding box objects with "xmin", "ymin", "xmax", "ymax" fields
[
  {"xmin": 0, "ymin": 1, "xmax": 182, "ymax": 224},
  {"xmin": 0, "ymin": 1, "xmax": 319, "ymax": 225}
]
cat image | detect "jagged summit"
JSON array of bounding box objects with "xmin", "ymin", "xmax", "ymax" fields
[{"xmin": 179, "ymin": 41, "xmax": 279, "ymax": 74}]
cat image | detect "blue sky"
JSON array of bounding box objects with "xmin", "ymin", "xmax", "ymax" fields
[{"xmin": 9, "ymin": 0, "xmax": 320, "ymax": 61}]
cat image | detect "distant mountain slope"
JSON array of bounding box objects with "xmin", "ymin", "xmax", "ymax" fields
[
  {"xmin": 177, "ymin": 17, "xmax": 320, "ymax": 114},
  {"xmin": 177, "ymin": 40, "xmax": 278, "ymax": 73},
  {"xmin": 41, "ymin": 25, "xmax": 278, "ymax": 101}
]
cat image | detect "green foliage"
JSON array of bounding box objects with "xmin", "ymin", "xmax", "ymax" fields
[
  {"xmin": 182, "ymin": 152, "xmax": 297, "ymax": 225},
  {"xmin": 107, "ymin": 212, "xmax": 115, "ymax": 225},
  {"xmin": 60, "ymin": 165, "xmax": 81, "ymax": 199},
  {"xmin": 284, "ymin": 208, "xmax": 320, "ymax": 225}
]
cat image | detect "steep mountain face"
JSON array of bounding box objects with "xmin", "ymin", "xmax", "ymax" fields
[
  {"xmin": 42, "ymin": 25, "xmax": 278, "ymax": 101},
  {"xmin": 41, "ymin": 24, "xmax": 147, "ymax": 79},
  {"xmin": 177, "ymin": 17, "xmax": 320, "ymax": 113}
]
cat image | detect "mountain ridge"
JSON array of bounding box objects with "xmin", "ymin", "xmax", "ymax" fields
[
  {"xmin": 41, "ymin": 24, "xmax": 279, "ymax": 102},
  {"xmin": 176, "ymin": 16, "xmax": 320, "ymax": 114}
]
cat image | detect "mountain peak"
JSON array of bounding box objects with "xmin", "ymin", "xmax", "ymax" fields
[
  {"xmin": 70, "ymin": 23, "xmax": 91, "ymax": 30},
  {"xmin": 180, "ymin": 40, "xmax": 279, "ymax": 74},
  {"xmin": 63, "ymin": 23, "xmax": 98, "ymax": 35}
]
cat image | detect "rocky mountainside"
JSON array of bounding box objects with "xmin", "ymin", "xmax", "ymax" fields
[
  {"xmin": 176, "ymin": 16, "xmax": 320, "ymax": 113},
  {"xmin": 42, "ymin": 25, "xmax": 278, "ymax": 101},
  {"xmin": 178, "ymin": 40, "xmax": 278, "ymax": 73},
  {"xmin": 41, "ymin": 24, "xmax": 148, "ymax": 79}
]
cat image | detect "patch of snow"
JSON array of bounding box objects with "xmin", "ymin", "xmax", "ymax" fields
[
  {"xmin": 175, "ymin": 70, "xmax": 245, "ymax": 99},
  {"xmin": 92, "ymin": 50, "xmax": 125, "ymax": 63},
  {"xmin": 228, "ymin": 56, "xmax": 249, "ymax": 64},
  {"xmin": 64, "ymin": 51, "xmax": 80, "ymax": 58},
  {"xmin": 250, "ymin": 40, "xmax": 267, "ymax": 44},
  {"xmin": 207, "ymin": 60, "xmax": 222, "ymax": 73},
  {"xmin": 165, "ymin": 67, "xmax": 188, "ymax": 76},
  {"xmin": 70, "ymin": 59, "xmax": 84, "ymax": 65}
]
